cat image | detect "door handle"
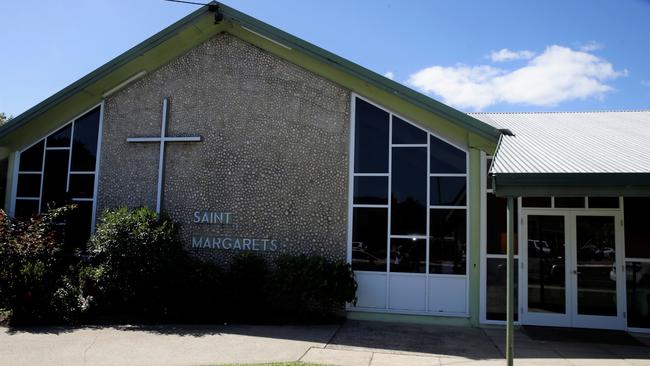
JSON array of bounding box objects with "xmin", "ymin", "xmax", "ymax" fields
[{"xmin": 572, "ymin": 270, "xmax": 581, "ymax": 275}]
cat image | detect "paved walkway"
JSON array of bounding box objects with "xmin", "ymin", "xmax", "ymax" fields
[{"xmin": 1, "ymin": 321, "xmax": 650, "ymax": 365}]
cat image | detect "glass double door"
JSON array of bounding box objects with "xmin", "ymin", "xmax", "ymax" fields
[{"xmin": 522, "ymin": 211, "xmax": 624, "ymax": 329}]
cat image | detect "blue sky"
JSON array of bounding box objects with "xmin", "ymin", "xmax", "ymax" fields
[{"xmin": 1, "ymin": 0, "xmax": 649, "ymax": 116}]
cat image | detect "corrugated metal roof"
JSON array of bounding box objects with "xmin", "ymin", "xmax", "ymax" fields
[{"xmin": 469, "ymin": 111, "xmax": 650, "ymax": 174}]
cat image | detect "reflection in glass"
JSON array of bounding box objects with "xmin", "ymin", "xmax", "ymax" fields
[
  {"xmin": 19, "ymin": 141, "xmax": 44, "ymax": 172},
  {"xmin": 487, "ymin": 258, "xmax": 519, "ymax": 321},
  {"xmin": 71, "ymin": 107, "xmax": 101, "ymax": 172},
  {"xmin": 430, "ymin": 135, "xmax": 466, "ymax": 174},
  {"xmin": 527, "ymin": 215, "xmax": 566, "ymax": 314},
  {"xmin": 430, "ymin": 177, "xmax": 466, "ymax": 206},
  {"xmin": 487, "ymin": 193, "xmax": 518, "ymax": 255},
  {"xmin": 627, "ymin": 261, "xmax": 650, "ymax": 328},
  {"xmin": 429, "ymin": 209, "xmax": 466, "ymax": 274},
  {"xmin": 390, "ymin": 238, "xmax": 426, "ymax": 273},
  {"xmin": 354, "ymin": 176, "xmax": 388, "ymax": 205},
  {"xmin": 354, "ymin": 98, "xmax": 389, "ymax": 173},
  {"xmin": 392, "ymin": 116, "xmax": 426, "ymax": 144},
  {"xmin": 391, "ymin": 147, "xmax": 427, "ymax": 235},
  {"xmin": 576, "ymin": 215, "xmax": 617, "ymax": 316},
  {"xmin": 352, "ymin": 207, "xmax": 388, "ymax": 271}
]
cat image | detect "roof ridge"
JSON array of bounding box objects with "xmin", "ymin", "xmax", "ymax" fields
[{"xmin": 469, "ymin": 110, "xmax": 650, "ymax": 115}]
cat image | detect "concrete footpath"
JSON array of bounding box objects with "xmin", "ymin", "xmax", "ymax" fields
[{"xmin": 2, "ymin": 321, "xmax": 650, "ymax": 366}]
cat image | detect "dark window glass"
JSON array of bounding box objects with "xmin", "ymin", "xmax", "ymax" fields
[
  {"xmin": 66, "ymin": 201, "xmax": 93, "ymax": 248},
  {"xmin": 46, "ymin": 124, "xmax": 72, "ymax": 148},
  {"xmin": 588, "ymin": 197, "xmax": 619, "ymax": 209},
  {"xmin": 354, "ymin": 176, "xmax": 388, "ymax": 205},
  {"xmin": 354, "ymin": 98, "xmax": 389, "ymax": 173},
  {"xmin": 16, "ymin": 174, "xmax": 41, "ymax": 198},
  {"xmin": 527, "ymin": 215, "xmax": 566, "ymax": 314},
  {"xmin": 627, "ymin": 261, "xmax": 650, "ymax": 328},
  {"xmin": 391, "ymin": 147, "xmax": 427, "ymax": 235},
  {"xmin": 487, "ymin": 193, "xmax": 519, "ymax": 255},
  {"xmin": 555, "ymin": 197, "xmax": 585, "ymax": 208},
  {"xmin": 19, "ymin": 141, "xmax": 44, "ymax": 171},
  {"xmin": 430, "ymin": 135, "xmax": 465, "ymax": 174},
  {"xmin": 71, "ymin": 107, "xmax": 100, "ymax": 172},
  {"xmin": 0, "ymin": 158, "xmax": 7, "ymax": 209},
  {"xmin": 429, "ymin": 209, "xmax": 467, "ymax": 274},
  {"xmin": 15, "ymin": 199, "xmax": 39, "ymax": 218},
  {"xmin": 430, "ymin": 177, "xmax": 466, "ymax": 206},
  {"xmin": 522, "ymin": 197, "xmax": 551, "ymax": 208},
  {"xmin": 392, "ymin": 116, "xmax": 426, "ymax": 144},
  {"xmin": 352, "ymin": 207, "xmax": 388, "ymax": 271},
  {"xmin": 486, "ymin": 258, "xmax": 519, "ymax": 321},
  {"xmin": 390, "ymin": 238, "xmax": 426, "ymax": 273},
  {"xmin": 41, "ymin": 150, "xmax": 70, "ymax": 211},
  {"xmin": 624, "ymin": 197, "xmax": 650, "ymax": 258},
  {"xmin": 69, "ymin": 174, "xmax": 95, "ymax": 199}
]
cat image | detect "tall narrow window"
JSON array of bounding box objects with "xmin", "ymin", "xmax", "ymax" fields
[
  {"xmin": 13, "ymin": 106, "xmax": 102, "ymax": 244},
  {"xmin": 350, "ymin": 95, "xmax": 468, "ymax": 276}
]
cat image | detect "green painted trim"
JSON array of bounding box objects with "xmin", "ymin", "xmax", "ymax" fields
[
  {"xmin": 0, "ymin": 2, "xmax": 500, "ymax": 152},
  {"xmin": 494, "ymin": 173, "xmax": 650, "ymax": 197},
  {"xmin": 347, "ymin": 311, "xmax": 471, "ymax": 327},
  {"xmin": 468, "ymin": 148, "xmax": 481, "ymax": 326}
]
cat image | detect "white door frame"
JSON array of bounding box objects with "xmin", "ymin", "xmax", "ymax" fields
[{"xmin": 521, "ymin": 209, "xmax": 625, "ymax": 330}]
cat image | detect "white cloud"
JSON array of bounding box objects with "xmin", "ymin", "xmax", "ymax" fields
[
  {"xmin": 642, "ymin": 80, "xmax": 650, "ymax": 87},
  {"xmin": 580, "ymin": 41, "xmax": 603, "ymax": 52},
  {"xmin": 408, "ymin": 45, "xmax": 626, "ymax": 111},
  {"xmin": 489, "ymin": 48, "xmax": 535, "ymax": 62},
  {"xmin": 383, "ymin": 71, "xmax": 395, "ymax": 80}
]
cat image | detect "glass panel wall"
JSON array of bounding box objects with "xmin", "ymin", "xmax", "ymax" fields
[
  {"xmin": 350, "ymin": 96, "xmax": 468, "ymax": 310},
  {"xmin": 13, "ymin": 106, "xmax": 102, "ymax": 245}
]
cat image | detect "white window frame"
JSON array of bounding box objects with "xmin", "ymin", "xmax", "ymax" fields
[
  {"xmin": 347, "ymin": 93, "xmax": 470, "ymax": 317},
  {"xmin": 10, "ymin": 102, "xmax": 104, "ymax": 232}
]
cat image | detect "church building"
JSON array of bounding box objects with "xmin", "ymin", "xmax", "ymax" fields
[{"xmin": 1, "ymin": 3, "xmax": 650, "ymax": 331}]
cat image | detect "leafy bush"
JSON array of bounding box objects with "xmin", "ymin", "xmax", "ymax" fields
[
  {"xmin": 83, "ymin": 206, "xmax": 185, "ymax": 320},
  {"xmin": 0, "ymin": 206, "xmax": 88, "ymax": 325},
  {"xmin": 271, "ymin": 255, "xmax": 357, "ymax": 321}
]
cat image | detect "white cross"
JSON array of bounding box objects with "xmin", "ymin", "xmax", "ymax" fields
[{"xmin": 127, "ymin": 98, "xmax": 201, "ymax": 213}]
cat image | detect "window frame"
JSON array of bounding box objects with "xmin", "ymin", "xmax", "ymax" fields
[
  {"xmin": 10, "ymin": 102, "xmax": 104, "ymax": 232},
  {"xmin": 347, "ymin": 93, "xmax": 470, "ymax": 316}
]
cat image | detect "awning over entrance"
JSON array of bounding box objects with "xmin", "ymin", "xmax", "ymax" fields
[{"xmin": 470, "ymin": 111, "xmax": 650, "ymax": 197}]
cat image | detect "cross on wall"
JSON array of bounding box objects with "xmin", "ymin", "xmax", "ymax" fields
[{"xmin": 127, "ymin": 98, "xmax": 201, "ymax": 213}]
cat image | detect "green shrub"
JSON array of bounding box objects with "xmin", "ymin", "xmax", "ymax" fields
[
  {"xmin": 83, "ymin": 206, "xmax": 227, "ymax": 322},
  {"xmin": 271, "ymin": 255, "xmax": 357, "ymax": 321},
  {"xmin": 0, "ymin": 206, "xmax": 88, "ymax": 325}
]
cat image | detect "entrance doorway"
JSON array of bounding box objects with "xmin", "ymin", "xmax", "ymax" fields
[{"xmin": 521, "ymin": 211, "xmax": 625, "ymax": 329}]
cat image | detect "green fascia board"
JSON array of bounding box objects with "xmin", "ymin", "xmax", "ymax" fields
[
  {"xmin": 493, "ymin": 173, "xmax": 650, "ymax": 197},
  {"xmin": 0, "ymin": 2, "xmax": 501, "ymax": 150}
]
